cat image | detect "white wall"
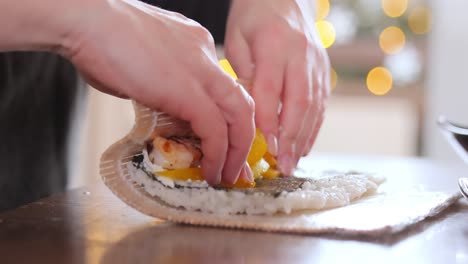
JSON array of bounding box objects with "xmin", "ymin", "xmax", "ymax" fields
[
  {"xmin": 69, "ymin": 89, "xmax": 134, "ymax": 189},
  {"xmin": 423, "ymin": 0, "xmax": 468, "ymax": 163},
  {"xmin": 313, "ymin": 96, "xmax": 418, "ymax": 156}
]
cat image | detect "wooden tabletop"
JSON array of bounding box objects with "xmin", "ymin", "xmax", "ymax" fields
[{"xmin": 1, "ymin": 155, "xmax": 468, "ymax": 264}]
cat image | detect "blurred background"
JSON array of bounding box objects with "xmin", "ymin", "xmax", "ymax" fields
[{"xmin": 70, "ymin": 0, "xmax": 468, "ymax": 188}]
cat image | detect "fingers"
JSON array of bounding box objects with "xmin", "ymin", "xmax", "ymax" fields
[
  {"xmin": 302, "ymin": 65, "xmax": 330, "ymax": 155},
  {"xmin": 239, "ymin": 162, "xmax": 254, "ymax": 182},
  {"xmin": 293, "ymin": 61, "xmax": 319, "ymax": 160},
  {"xmin": 302, "ymin": 109, "xmax": 324, "ymax": 156},
  {"xmin": 224, "ymin": 30, "xmax": 255, "ymax": 80},
  {"xmin": 204, "ymin": 66, "xmax": 256, "ymax": 184},
  {"xmin": 188, "ymin": 105, "xmax": 227, "ymax": 185},
  {"xmin": 277, "ymin": 57, "xmax": 313, "ymax": 176},
  {"xmin": 227, "ymin": 20, "xmax": 287, "ymax": 160},
  {"xmin": 295, "ymin": 107, "xmax": 317, "ymax": 159},
  {"xmin": 249, "ymin": 47, "xmax": 285, "ymax": 157},
  {"xmin": 159, "ymin": 84, "xmax": 229, "ymax": 185},
  {"xmin": 68, "ymin": 0, "xmax": 255, "ymax": 186},
  {"xmin": 174, "ymin": 65, "xmax": 255, "ymax": 185}
]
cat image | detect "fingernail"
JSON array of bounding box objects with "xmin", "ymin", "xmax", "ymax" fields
[
  {"xmin": 267, "ymin": 134, "xmax": 278, "ymax": 156},
  {"xmin": 214, "ymin": 172, "xmax": 222, "ymax": 185},
  {"xmin": 244, "ymin": 163, "xmax": 254, "ymax": 183},
  {"xmin": 278, "ymin": 155, "xmax": 295, "ymax": 176},
  {"xmin": 239, "ymin": 165, "xmax": 254, "ymax": 183}
]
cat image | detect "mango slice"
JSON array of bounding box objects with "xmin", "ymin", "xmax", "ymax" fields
[{"xmin": 247, "ymin": 129, "xmax": 268, "ymax": 166}]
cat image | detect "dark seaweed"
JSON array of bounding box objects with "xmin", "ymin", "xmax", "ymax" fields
[
  {"xmin": 132, "ymin": 153, "xmax": 144, "ymax": 169},
  {"xmin": 273, "ymin": 192, "xmax": 283, "ymax": 198}
]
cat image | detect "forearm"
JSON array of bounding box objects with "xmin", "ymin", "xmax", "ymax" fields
[{"xmin": 0, "ymin": 0, "xmax": 87, "ymax": 53}]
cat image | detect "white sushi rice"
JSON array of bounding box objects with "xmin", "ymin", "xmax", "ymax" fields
[{"xmin": 128, "ymin": 151, "xmax": 385, "ymax": 215}]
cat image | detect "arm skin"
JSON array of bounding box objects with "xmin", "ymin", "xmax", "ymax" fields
[{"xmin": 0, "ymin": 0, "xmax": 256, "ymax": 185}]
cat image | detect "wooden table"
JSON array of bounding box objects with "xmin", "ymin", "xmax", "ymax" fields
[{"xmin": 1, "ymin": 155, "xmax": 468, "ymax": 264}]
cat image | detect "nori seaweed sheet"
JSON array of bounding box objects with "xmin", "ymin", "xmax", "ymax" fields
[{"xmin": 132, "ymin": 153, "xmax": 310, "ymax": 197}]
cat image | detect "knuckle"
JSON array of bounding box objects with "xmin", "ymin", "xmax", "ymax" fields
[
  {"xmin": 245, "ymin": 94, "xmax": 256, "ymax": 115},
  {"xmin": 223, "ymin": 41, "xmax": 236, "ymax": 58},
  {"xmin": 169, "ymin": 10, "xmax": 187, "ymax": 20},
  {"xmin": 292, "ymin": 32, "xmax": 310, "ymax": 53},
  {"xmin": 211, "ymin": 120, "xmax": 228, "ymax": 140},
  {"xmin": 195, "ymin": 26, "xmax": 215, "ymax": 45},
  {"xmin": 219, "ymin": 81, "xmax": 254, "ymax": 116},
  {"xmin": 257, "ymin": 20, "xmax": 291, "ymax": 49},
  {"xmin": 295, "ymin": 93, "xmax": 313, "ymax": 109},
  {"xmin": 242, "ymin": 99, "xmax": 255, "ymax": 121},
  {"xmin": 255, "ymin": 105, "xmax": 277, "ymax": 126},
  {"xmin": 235, "ymin": 97, "xmax": 255, "ymax": 124},
  {"xmin": 254, "ymin": 77, "xmax": 276, "ymax": 94},
  {"xmin": 311, "ymin": 102, "xmax": 322, "ymax": 114},
  {"xmin": 216, "ymin": 79, "xmax": 237, "ymax": 98},
  {"xmin": 280, "ymin": 128, "xmax": 296, "ymax": 142}
]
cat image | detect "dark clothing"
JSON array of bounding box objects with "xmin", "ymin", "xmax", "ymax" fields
[
  {"xmin": 0, "ymin": 1, "xmax": 229, "ymax": 211},
  {"xmin": 0, "ymin": 52, "xmax": 79, "ymax": 211},
  {"xmin": 147, "ymin": 0, "xmax": 229, "ymax": 44}
]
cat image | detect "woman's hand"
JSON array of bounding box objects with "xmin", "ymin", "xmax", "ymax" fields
[
  {"xmin": 61, "ymin": 0, "xmax": 255, "ymax": 185},
  {"xmin": 225, "ymin": 0, "xmax": 331, "ymax": 175}
]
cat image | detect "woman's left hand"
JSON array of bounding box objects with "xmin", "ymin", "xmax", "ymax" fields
[{"xmin": 225, "ymin": 0, "xmax": 331, "ymax": 175}]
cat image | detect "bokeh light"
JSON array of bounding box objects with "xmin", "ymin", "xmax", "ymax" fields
[
  {"xmin": 330, "ymin": 67, "xmax": 338, "ymax": 90},
  {"xmin": 379, "ymin": 26, "xmax": 406, "ymax": 54},
  {"xmin": 366, "ymin": 67, "xmax": 393, "ymax": 95},
  {"xmin": 315, "ymin": 20, "xmax": 336, "ymax": 48},
  {"xmin": 408, "ymin": 6, "xmax": 432, "ymax": 34},
  {"xmin": 381, "ymin": 0, "xmax": 408, "ymax": 18},
  {"xmin": 316, "ymin": 0, "xmax": 330, "ymax": 21},
  {"xmin": 327, "ymin": 5, "xmax": 358, "ymax": 44}
]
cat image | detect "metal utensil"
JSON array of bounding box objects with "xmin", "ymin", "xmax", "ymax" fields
[
  {"xmin": 459, "ymin": 177, "xmax": 468, "ymax": 199},
  {"xmin": 438, "ymin": 116, "xmax": 468, "ymax": 199}
]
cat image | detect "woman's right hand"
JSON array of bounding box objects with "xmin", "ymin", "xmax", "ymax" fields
[{"xmin": 60, "ymin": 0, "xmax": 255, "ymax": 185}]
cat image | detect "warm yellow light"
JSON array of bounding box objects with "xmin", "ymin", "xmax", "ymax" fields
[
  {"xmin": 382, "ymin": 0, "xmax": 408, "ymax": 18},
  {"xmin": 316, "ymin": 0, "xmax": 330, "ymax": 21},
  {"xmin": 379, "ymin": 26, "xmax": 406, "ymax": 54},
  {"xmin": 366, "ymin": 67, "xmax": 393, "ymax": 95},
  {"xmin": 330, "ymin": 67, "xmax": 338, "ymax": 90},
  {"xmin": 315, "ymin": 20, "xmax": 336, "ymax": 48},
  {"xmin": 408, "ymin": 6, "xmax": 432, "ymax": 34}
]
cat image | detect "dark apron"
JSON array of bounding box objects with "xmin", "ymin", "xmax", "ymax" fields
[
  {"xmin": 0, "ymin": 52, "xmax": 79, "ymax": 211},
  {"xmin": 0, "ymin": 1, "xmax": 229, "ymax": 211}
]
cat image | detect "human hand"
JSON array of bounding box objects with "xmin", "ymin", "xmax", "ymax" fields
[
  {"xmin": 225, "ymin": 0, "xmax": 331, "ymax": 175},
  {"xmin": 61, "ymin": 0, "xmax": 255, "ymax": 185}
]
